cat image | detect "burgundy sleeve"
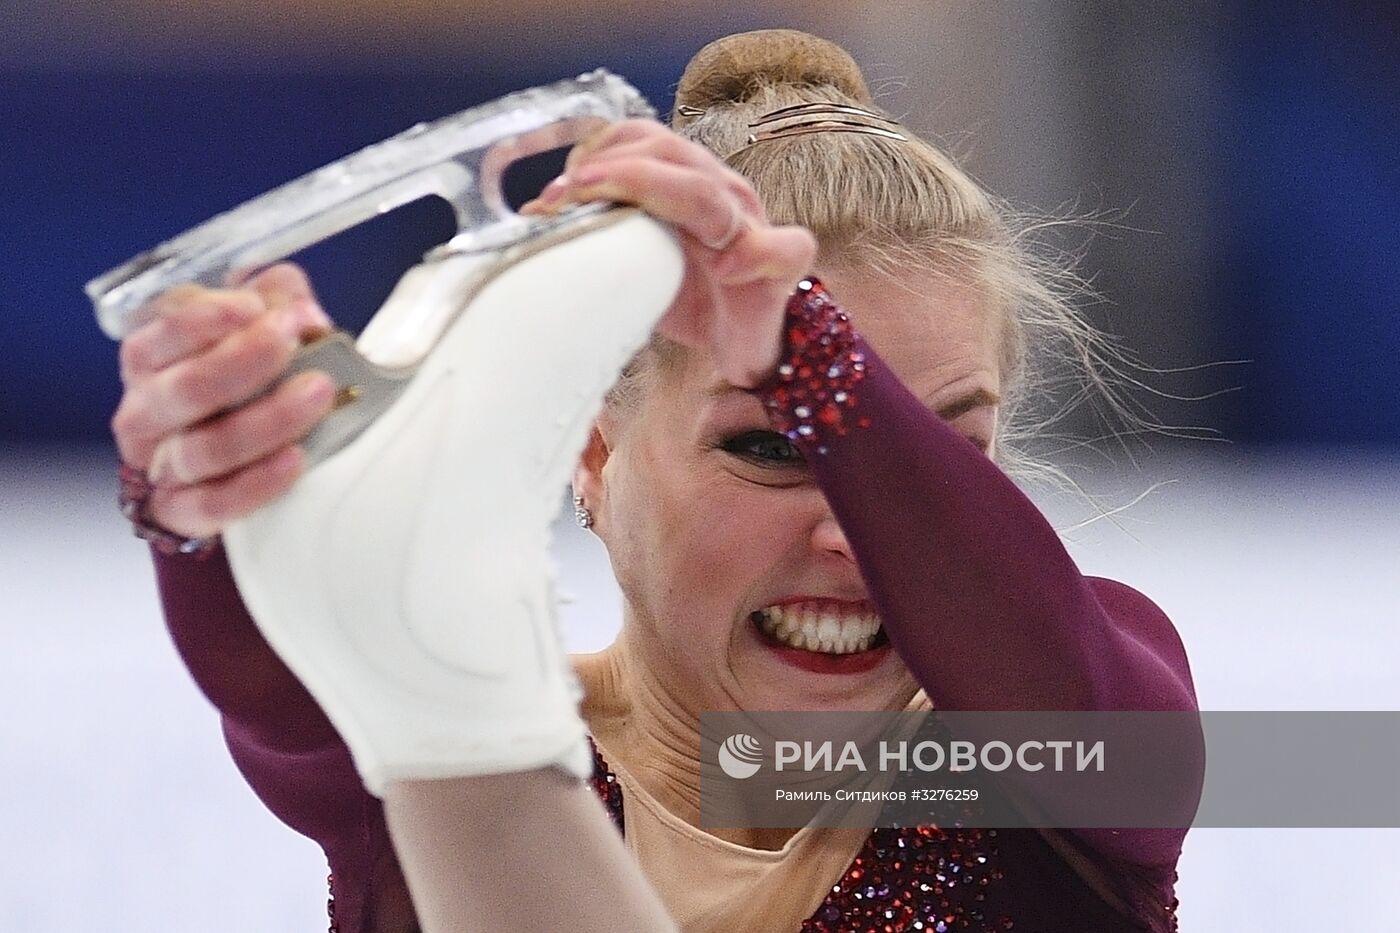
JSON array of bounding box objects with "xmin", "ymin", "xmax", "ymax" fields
[
  {"xmin": 151, "ymin": 546, "xmax": 399, "ymax": 932},
  {"xmin": 756, "ymin": 282, "xmax": 1202, "ymax": 873}
]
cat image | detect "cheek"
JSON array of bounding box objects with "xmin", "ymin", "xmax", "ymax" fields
[
  {"xmin": 605, "ymin": 445, "xmax": 728, "ymax": 625},
  {"xmin": 608, "ymin": 450, "xmax": 793, "ymax": 643}
]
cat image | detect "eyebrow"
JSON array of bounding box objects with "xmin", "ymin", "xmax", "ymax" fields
[
  {"xmin": 928, "ymin": 387, "xmax": 1001, "ymax": 421},
  {"xmin": 705, "ymin": 381, "xmax": 1000, "ymax": 421}
]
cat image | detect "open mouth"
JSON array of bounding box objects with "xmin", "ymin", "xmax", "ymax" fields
[{"xmin": 749, "ymin": 604, "xmax": 891, "ymax": 656}]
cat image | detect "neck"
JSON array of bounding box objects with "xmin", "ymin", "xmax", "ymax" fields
[{"xmin": 577, "ymin": 626, "xmax": 799, "ymax": 851}]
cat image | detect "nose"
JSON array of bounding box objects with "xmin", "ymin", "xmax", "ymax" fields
[{"xmin": 811, "ymin": 511, "xmax": 856, "ymax": 564}]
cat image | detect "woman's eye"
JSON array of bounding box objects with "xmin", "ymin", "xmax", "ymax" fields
[{"xmin": 721, "ymin": 430, "xmax": 806, "ymax": 466}]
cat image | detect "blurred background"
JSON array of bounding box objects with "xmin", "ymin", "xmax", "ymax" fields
[{"xmin": 2, "ymin": 1, "xmax": 1397, "ymax": 930}]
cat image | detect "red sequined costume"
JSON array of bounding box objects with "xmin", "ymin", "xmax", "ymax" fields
[{"xmin": 147, "ymin": 279, "xmax": 1197, "ymax": 932}]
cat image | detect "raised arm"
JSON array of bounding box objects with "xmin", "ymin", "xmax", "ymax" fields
[
  {"xmin": 756, "ymin": 281, "xmax": 1202, "ymax": 873},
  {"xmin": 785, "ymin": 337, "xmax": 1197, "ymax": 716},
  {"xmin": 154, "ymin": 545, "xmax": 420, "ymax": 931}
]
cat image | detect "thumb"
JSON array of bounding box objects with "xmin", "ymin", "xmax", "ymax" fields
[{"xmin": 245, "ymin": 263, "xmax": 334, "ymax": 339}]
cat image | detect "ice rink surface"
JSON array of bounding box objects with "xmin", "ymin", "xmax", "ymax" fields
[{"xmin": 3, "ymin": 443, "xmax": 1397, "ymax": 931}]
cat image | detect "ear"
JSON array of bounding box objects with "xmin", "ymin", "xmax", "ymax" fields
[{"xmin": 572, "ymin": 414, "xmax": 616, "ymax": 516}]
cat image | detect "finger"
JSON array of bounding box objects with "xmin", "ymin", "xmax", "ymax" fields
[
  {"xmin": 147, "ymin": 445, "xmax": 306, "ymax": 538},
  {"xmin": 563, "ymin": 119, "xmax": 662, "ymax": 175},
  {"xmin": 567, "ymin": 132, "xmax": 709, "ymax": 174},
  {"xmin": 113, "ymin": 310, "xmax": 301, "ymax": 464},
  {"xmin": 554, "ymin": 129, "xmax": 766, "ymax": 217},
  {"xmin": 714, "ymin": 229, "xmax": 817, "ymax": 388},
  {"xmin": 245, "ymin": 263, "xmax": 333, "ymax": 339},
  {"xmin": 713, "ymin": 224, "xmax": 817, "ymax": 287},
  {"xmin": 653, "ymin": 241, "xmax": 719, "ymax": 352},
  {"xmin": 557, "ymin": 159, "xmax": 751, "ymax": 251},
  {"xmin": 146, "ymin": 370, "xmax": 336, "ymax": 486},
  {"xmin": 563, "ymin": 137, "xmax": 766, "ymax": 220},
  {"xmin": 119, "ymin": 287, "xmax": 267, "ymax": 382},
  {"xmin": 716, "ymin": 279, "xmax": 792, "ymax": 389}
]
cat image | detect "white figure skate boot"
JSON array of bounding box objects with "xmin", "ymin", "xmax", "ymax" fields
[{"xmin": 89, "ymin": 74, "xmax": 684, "ymax": 794}]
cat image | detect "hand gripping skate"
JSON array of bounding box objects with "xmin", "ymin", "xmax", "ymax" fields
[{"xmin": 88, "ymin": 73, "xmax": 685, "ymax": 795}]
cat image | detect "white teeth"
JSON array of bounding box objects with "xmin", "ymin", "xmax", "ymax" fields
[{"xmin": 755, "ymin": 604, "xmax": 882, "ymax": 655}]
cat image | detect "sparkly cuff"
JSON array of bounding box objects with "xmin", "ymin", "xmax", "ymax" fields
[
  {"xmin": 756, "ymin": 277, "xmax": 872, "ymax": 456},
  {"xmin": 117, "ymin": 461, "xmax": 219, "ymax": 558}
]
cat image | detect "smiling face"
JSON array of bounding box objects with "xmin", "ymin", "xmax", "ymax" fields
[{"xmin": 575, "ymin": 266, "xmax": 1004, "ymax": 716}]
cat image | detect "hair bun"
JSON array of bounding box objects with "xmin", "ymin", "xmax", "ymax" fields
[{"xmin": 673, "ymin": 30, "xmax": 874, "ymax": 126}]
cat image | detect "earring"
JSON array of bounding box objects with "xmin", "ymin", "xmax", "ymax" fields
[{"xmin": 573, "ymin": 494, "xmax": 593, "ymax": 530}]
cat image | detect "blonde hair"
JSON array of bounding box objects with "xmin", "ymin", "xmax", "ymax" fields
[{"xmin": 612, "ymin": 29, "xmax": 1158, "ymax": 488}]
